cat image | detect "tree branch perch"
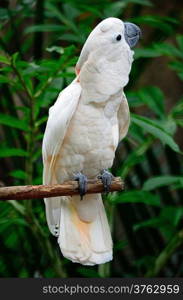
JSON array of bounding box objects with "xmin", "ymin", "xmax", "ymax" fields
[{"xmin": 0, "ymin": 177, "xmax": 124, "ymax": 200}]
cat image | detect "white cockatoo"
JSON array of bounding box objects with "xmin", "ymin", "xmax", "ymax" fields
[{"xmin": 42, "ymin": 17, "xmax": 141, "ymax": 265}]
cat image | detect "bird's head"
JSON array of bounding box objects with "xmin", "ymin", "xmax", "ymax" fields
[{"xmin": 76, "ymin": 17, "xmax": 141, "ymax": 75}]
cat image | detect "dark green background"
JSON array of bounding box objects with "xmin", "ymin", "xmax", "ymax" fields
[{"xmin": 0, "ymin": 0, "xmax": 183, "ymax": 278}]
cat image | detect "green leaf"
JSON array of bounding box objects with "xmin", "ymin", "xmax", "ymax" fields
[
  {"xmin": 110, "ymin": 191, "xmax": 160, "ymax": 206},
  {"xmin": 160, "ymin": 206, "xmax": 183, "ymax": 227},
  {"xmin": 131, "ymin": 114, "xmax": 180, "ymax": 153},
  {"xmin": 62, "ymin": 3, "xmax": 81, "ymax": 20},
  {"xmin": 153, "ymin": 43, "xmax": 183, "ymax": 59},
  {"xmin": 0, "ymin": 8, "xmax": 9, "ymax": 21},
  {"xmin": 0, "ymin": 54, "xmax": 10, "ymax": 65},
  {"xmin": 103, "ymin": 1, "xmax": 152, "ymax": 18},
  {"xmin": 170, "ymin": 99, "xmax": 183, "ymax": 125},
  {"xmin": 7, "ymin": 200, "xmax": 25, "ymax": 215},
  {"xmin": 103, "ymin": 2, "xmax": 126, "ymax": 17},
  {"xmin": 126, "ymin": 0, "xmax": 152, "ymax": 5},
  {"xmin": 45, "ymin": 2, "xmax": 78, "ymax": 33},
  {"xmin": 130, "ymin": 15, "xmax": 178, "ymax": 34},
  {"xmin": 35, "ymin": 116, "xmax": 48, "ymax": 127},
  {"xmin": 0, "ymin": 113, "xmax": 29, "ymax": 131},
  {"xmin": 128, "ymin": 122, "xmax": 146, "ymax": 143},
  {"xmin": 134, "ymin": 48, "xmax": 161, "ymax": 59},
  {"xmin": 9, "ymin": 170, "xmax": 27, "ymax": 180},
  {"xmin": 133, "ymin": 217, "xmax": 162, "ymax": 231},
  {"xmin": 0, "ymin": 75, "xmax": 11, "ymax": 83},
  {"xmin": 143, "ymin": 176, "xmax": 183, "ymax": 191},
  {"xmin": 136, "ymin": 86, "xmax": 165, "ymax": 118},
  {"xmin": 12, "ymin": 52, "xmax": 19, "ymax": 65},
  {"xmin": 0, "ymin": 218, "xmax": 27, "ymax": 227},
  {"xmin": 32, "ymin": 149, "xmax": 41, "ymax": 162},
  {"xmin": 24, "ymin": 24, "xmax": 64, "ymax": 34},
  {"xmin": 114, "ymin": 240, "xmax": 128, "ymax": 251},
  {"xmin": 134, "ymin": 206, "xmax": 183, "ymax": 232},
  {"xmin": 160, "ymin": 118, "xmax": 177, "ymax": 135},
  {"xmin": 176, "ymin": 35, "xmax": 183, "ymax": 52},
  {"xmin": 32, "ymin": 176, "xmax": 42, "ymax": 185},
  {"xmin": 169, "ymin": 61, "xmax": 183, "ymax": 81},
  {"xmin": 35, "ymin": 133, "xmax": 44, "ymax": 141},
  {"xmin": 0, "ymin": 148, "xmax": 28, "ymax": 157},
  {"xmin": 117, "ymin": 137, "xmax": 153, "ymax": 178},
  {"xmin": 135, "ymin": 40, "xmax": 183, "ymax": 60}
]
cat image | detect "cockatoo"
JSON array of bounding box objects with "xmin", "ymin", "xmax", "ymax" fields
[{"xmin": 42, "ymin": 17, "xmax": 141, "ymax": 265}]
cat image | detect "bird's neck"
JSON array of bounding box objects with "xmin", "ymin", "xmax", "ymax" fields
[{"xmin": 79, "ymin": 47, "xmax": 133, "ymax": 105}]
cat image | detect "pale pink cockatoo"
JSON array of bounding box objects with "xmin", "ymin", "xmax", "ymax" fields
[{"xmin": 42, "ymin": 17, "xmax": 141, "ymax": 265}]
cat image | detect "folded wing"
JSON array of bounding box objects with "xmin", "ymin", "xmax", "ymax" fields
[
  {"xmin": 118, "ymin": 92, "xmax": 130, "ymax": 141},
  {"xmin": 42, "ymin": 79, "xmax": 82, "ymax": 235}
]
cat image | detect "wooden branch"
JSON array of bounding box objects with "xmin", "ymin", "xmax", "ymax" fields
[{"xmin": 0, "ymin": 177, "xmax": 124, "ymax": 201}]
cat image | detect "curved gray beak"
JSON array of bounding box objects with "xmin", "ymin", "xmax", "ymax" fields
[{"xmin": 124, "ymin": 22, "xmax": 141, "ymax": 48}]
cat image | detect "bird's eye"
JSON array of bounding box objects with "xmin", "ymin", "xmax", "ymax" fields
[{"xmin": 116, "ymin": 34, "xmax": 122, "ymax": 41}]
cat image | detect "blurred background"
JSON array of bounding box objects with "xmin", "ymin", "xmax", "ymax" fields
[{"xmin": 0, "ymin": 0, "xmax": 183, "ymax": 278}]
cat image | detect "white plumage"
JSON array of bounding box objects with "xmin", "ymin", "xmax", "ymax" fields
[{"xmin": 42, "ymin": 17, "xmax": 137, "ymax": 265}]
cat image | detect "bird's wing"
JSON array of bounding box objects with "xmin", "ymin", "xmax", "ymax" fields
[
  {"xmin": 42, "ymin": 79, "xmax": 81, "ymax": 235},
  {"xmin": 118, "ymin": 92, "xmax": 130, "ymax": 141},
  {"xmin": 42, "ymin": 79, "xmax": 81, "ymax": 184}
]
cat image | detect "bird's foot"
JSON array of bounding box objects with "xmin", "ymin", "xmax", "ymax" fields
[
  {"xmin": 74, "ymin": 172, "xmax": 88, "ymax": 200},
  {"xmin": 98, "ymin": 169, "xmax": 114, "ymax": 193}
]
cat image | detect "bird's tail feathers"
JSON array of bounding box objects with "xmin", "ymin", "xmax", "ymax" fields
[
  {"xmin": 44, "ymin": 197, "xmax": 62, "ymax": 236},
  {"xmin": 58, "ymin": 194, "xmax": 113, "ymax": 265}
]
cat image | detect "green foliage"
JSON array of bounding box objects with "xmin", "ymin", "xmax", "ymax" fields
[
  {"xmin": 143, "ymin": 176, "xmax": 183, "ymax": 191},
  {"xmin": 0, "ymin": 113, "xmax": 29, "ymax": 131},
  {"xmin": 0, "ymin": 0, "xmax": 182, "ymax": 278},
  {"xmin": 109, "ymin": 190, "xmax": 160, "ymax": 206},
  {"xmin": 0, "ymin": 148, "xmax": 28, "ymax": 157},
  {"xmin": 131, "ymin": 114, "xmax": 180, "ymax": 153}
]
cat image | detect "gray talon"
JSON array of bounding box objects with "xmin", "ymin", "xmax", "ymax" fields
[
  {"xmin": 74, "ymin": 172, "xmax": 88, "ymax": 200},
  {"xmin": 98, "ymin": 169, "xmax": 114, "ymax": 193}
]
